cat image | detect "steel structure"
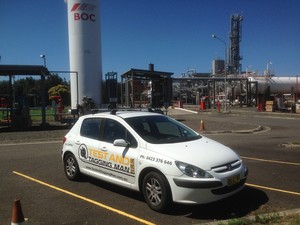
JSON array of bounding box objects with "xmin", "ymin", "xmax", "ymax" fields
[
  {"xmin": 121, "ymin": 65, "xmax": 173, "ymax": 108},
  {"xmin": 228, "ymin": 14, "xmax": 243, "ymax": 75},
  {"xmin": 0, "ymin": 65, "xmax": 50, "ymax": 128},
  {"xmin": 105, "ymin": 71, "xmax": 118, "ymax": 109}
]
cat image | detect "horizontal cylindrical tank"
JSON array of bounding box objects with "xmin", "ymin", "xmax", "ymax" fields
[
  {"xmin": 249, "ymin": 76, "xmax": 300, "ymax": 94},
  {"xmin": 66, "ymin": 0, "xmax": 102, "ymax": 109}
]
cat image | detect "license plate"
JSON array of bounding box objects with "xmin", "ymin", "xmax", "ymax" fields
[{"xmin": 228, "ymin": 174, "xmax": 240, "ymax": 186}]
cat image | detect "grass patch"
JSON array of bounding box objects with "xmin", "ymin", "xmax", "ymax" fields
[
  {"xmin": 218, "ymin": 219, "xmax": 248, "ymax": 225},
  {"xmin": 254, "ymin": 213, "xmax": 280, "ymax": 224},
  {"xmin": 217, "ymin": 212, "xmax": 300, "ymax": 225},
  {"xmin": 30, "ymin": 108, "xmax": 70, "ymax": 122}
]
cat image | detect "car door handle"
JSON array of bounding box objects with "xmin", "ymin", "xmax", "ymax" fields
[{"xmin": 75, "ymin": 141, "xmax": 81, "ymax": 145}]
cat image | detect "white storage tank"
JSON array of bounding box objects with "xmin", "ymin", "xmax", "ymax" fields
[
  {"xmin": 65, "ymin": 0, "xmax": 102, "ymax": 109},
  {"xmin": 249, "ymin": 76, "xmax": 300, "ymax": 94}
]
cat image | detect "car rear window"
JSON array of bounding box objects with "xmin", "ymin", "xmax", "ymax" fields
[{"xmin": 80, "ymin": 118, "xmax": 101, "ymax": 140}]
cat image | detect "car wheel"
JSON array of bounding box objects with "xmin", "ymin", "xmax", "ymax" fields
[
  {"xmin": 142, "ymin": 171, "xmax": 171, "ymax": 212},
  {"xmin": 64, "ymin": 153, "xmax": 80, "ymax": 181}
]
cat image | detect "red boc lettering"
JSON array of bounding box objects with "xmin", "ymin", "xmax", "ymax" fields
[
  {"xmin": 74, "ymin": 13, "xmax": 80, "ymax": 20},
  {"xmin": 74, "ymin": 13, "xmax": 96, "ymax": 21}
]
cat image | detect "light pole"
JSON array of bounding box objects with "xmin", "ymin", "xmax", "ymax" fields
[
  {"xmin": 40, "ymin": 54, "xmax": 47, "ymax": 67},
  {"xmin": 266, "ymin": 61, "xmax": 272, "ymax": 76},
  {"xmin": 246, "ymin": 65, "xmax": 252, "ymax": 76},
  {"xmin": 212, "ymin": 34, "xmax": 227, "ymax": 112}
]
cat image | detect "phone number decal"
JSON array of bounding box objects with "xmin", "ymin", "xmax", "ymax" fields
[{"xmin": 140, "ymin": 155, "xmax": 172, "ymax": 165}]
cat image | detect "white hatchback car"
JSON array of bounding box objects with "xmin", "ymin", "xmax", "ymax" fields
[{"xmin": 62, "ymin": 110, "xmax": 248, "ymax": 212}]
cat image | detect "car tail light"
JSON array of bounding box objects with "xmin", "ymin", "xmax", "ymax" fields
[{"xmin": 63, "ymin": 137, "xmax": 67, "ymax": 144}]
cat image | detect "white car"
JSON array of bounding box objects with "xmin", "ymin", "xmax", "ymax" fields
[{"xmin": 62, "ymin": 110, "xmax": 248, "ymax": 212}]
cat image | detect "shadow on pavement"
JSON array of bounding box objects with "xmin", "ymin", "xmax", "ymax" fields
[
  {"xmin": 170, "ymin": 186, "xmax": 268, "ymax": 219},
  {"xmin": 80, "ymin": 175, "xmax": 268, "ymax": 220}
]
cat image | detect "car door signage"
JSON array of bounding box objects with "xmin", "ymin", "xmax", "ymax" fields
[{"xmin": 78, "ymin": 144, "xmax": 135, "ymax": 175}]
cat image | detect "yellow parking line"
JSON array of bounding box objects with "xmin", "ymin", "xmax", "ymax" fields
[
  {"xmin": 13, "ymin": 171, "xmax": 156, "ymax": 225},
  {"xmin": 241, "ymin": 156, "xmax": 300, "ymax": 166},
  {"xmin": 246, "ymin": 183, "xmax": 300, "ymax": 196}
]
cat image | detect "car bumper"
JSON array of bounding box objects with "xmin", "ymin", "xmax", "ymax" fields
[{"xmin": 167, "ymin": 167, "xmax": 248, "ymax": 204}]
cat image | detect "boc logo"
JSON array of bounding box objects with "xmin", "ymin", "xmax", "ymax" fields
[{"xmin": 71, "ymin": 3, "xmax": 96, "ymax": 22}]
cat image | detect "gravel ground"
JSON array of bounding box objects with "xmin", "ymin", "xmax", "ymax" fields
[{"xmin": 0, "ymin": 122, "xmax": 69, "ymax": 143}]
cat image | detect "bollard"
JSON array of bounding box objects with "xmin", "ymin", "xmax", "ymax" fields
[{"xmin": 217, "ymin": 101, "xmax": 221, "ymax": 113}]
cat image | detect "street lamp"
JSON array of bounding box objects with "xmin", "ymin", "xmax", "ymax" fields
[
  {"xmin": 40, "ymin": 54, "xmax": 47, "ymax": 67},
  {"xmin": 266, "ymin": 61, "xmax": 272, "ymax": 76},
  {"xmin": 212, "ymin": 34, "xmax": 227, "ymax": 112}
]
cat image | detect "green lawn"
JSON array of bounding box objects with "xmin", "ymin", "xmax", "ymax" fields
[{"xmin": 30, "ymin": 108, "xmax": 70, "ymax": 121}]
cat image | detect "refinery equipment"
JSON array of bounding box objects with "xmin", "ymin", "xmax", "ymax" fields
[
  {"xmin": 228, "ymin": 14, "xmax": 243, "ymax": 75},
  {"xmin": 121, "ymin": 64, "xmax": 173, "ymax": 108},
  {"xmin": 247, "ymin": 75, "xmax": 299, "ymax": 111},
  {"xmin": 105, "ymin": 71, "xmax": 118, "ymax": 109},
  {"xmin": 248, "ymin": 76, "xmax": 299, "ymax": 95},
  {"xmin": 212, "ymin": 60, "xmax": 225, "ymax": 76}
]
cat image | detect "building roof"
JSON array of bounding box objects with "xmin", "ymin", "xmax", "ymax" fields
[
  {"xmin": 0, "ymin": 65, "xmax": 50, "ymax": 76},
  {"xmin": 121, "ymin": 68, "xmax": 173, "ymax": 79}
]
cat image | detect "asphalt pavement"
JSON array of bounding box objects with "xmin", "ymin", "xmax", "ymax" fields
[
  {"xmin": 1, "ymin": 106, "xmax": 300, "ymax": 225},
  {"xmin": 166, "ymin": 107, "xmax": 261, "ymax": 134}
]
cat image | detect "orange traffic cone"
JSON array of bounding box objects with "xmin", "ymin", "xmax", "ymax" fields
[
  {"xmin": 11, "ymin": 199, "xmax": 25, "ymax": 225},
  {"xmin": 200, "ymin": 120, "xmax": 205, "ymax": 131}
]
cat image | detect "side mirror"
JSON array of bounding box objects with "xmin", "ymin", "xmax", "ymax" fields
[{"xmin": 113, "ymin": 139, "xmax": 129, "ymax": 147}]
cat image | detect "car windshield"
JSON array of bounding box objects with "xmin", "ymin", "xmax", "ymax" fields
[{"xmin": 125, "ymin": 115, "xmax": 201, "ymax": 144}]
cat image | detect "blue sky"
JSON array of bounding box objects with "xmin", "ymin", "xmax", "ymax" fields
[{"xmin": 0, "ymin": 0, "xmax": 300, "ymax": 79}]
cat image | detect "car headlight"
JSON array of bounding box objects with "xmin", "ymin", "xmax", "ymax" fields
[{"xmin": 175, "ymin": 161, "xmax": 213, "ymax": 178}]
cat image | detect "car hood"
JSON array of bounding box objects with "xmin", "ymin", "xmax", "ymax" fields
[{"xmin": 145, "ymin": 136, "xmax": 240, "ymax": 170}]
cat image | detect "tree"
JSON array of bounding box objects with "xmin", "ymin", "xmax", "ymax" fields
[
  {"xmin": 0, "ymin": 80, "xmax": 10, "ymax": 96},
  {"xmin": 48, "ymin": 84, "xmax": 70, "ymax": 105},
  {"xmin": 45, "ymin": 73, "xmax": 68, "ymax": 91},
  {"xmin": 0, "ymin": 73, "xmax": 71, "ymax": 107}
]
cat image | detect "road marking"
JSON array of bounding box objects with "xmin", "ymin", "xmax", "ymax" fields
[
  {"xmin": 13, "ymin": 171, "xmax": 156, "ymax": 225},
  {"xmin": 246, "ymin": 183, "xmax": 300, "ymax": 196},
  {"xmin": 243, "ymin": 156, "xmax": 300, "ymax": 196},
  {"xmin": 173, "ymin": 107, "xmax": 199, "ymax": 114},
  {"xmin": 241, "ymin": 156, "xmax": 300, "ymax": 166}
]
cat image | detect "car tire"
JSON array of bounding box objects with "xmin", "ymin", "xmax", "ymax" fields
[
  {"xmin": 142, "ymin": 171, "xmax": 171, "ymax": 212},
  {"xmin": 64, "ymin": 153, "xmax": 80, "ymax": 181}
]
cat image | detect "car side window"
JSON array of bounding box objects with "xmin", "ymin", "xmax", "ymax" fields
[
  {"xmin": 103, "ymin": 119, "xmax": 137, "ymax": 148},
  {"xmin": 80, "ymin": 118, "xmax": 101, "ymax": 140}
]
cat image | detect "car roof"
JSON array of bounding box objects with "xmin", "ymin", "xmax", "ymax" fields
[
  {"xmin": 82, "ymin": 110, "xmax": 163, "ymax": 120},
  {"xmin": 115, "ymin": 111, "xmax": 162, "ymax": 119}
]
